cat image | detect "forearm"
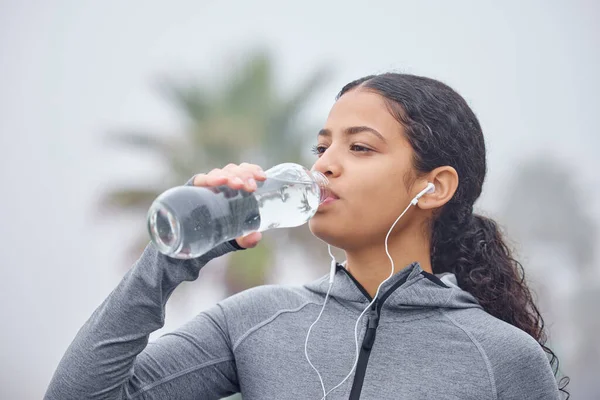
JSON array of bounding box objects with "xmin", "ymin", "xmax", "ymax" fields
[{"xmin": 44, "ymin": 241, "xmax": 238, "ymax": 400}]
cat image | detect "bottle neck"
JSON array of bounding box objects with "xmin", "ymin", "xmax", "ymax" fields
[{"xmin": 310, "ymin": 171, "xmax": 330, "ymax": 204}]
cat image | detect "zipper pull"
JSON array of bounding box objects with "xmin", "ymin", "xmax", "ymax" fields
[{"xmin": 362, "ymin": 306, "xmax": 380, "ymax": 351}]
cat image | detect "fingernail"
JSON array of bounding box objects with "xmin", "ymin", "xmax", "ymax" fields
[
  {"xmin": 247, "ymin": 178, "xmax": 257, "ymax": 189},
  {"xmin": 258, "ymin": 170, "xmax": 267, "ymax": 179},
  {"xmin": 232, "ymin": 177, "xmax": 244, "ymax": 185}
]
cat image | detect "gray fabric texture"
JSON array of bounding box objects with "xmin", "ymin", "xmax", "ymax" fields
[{"xmin": 45, "ymin": 242, "xmax": 560, "ymax": 399}]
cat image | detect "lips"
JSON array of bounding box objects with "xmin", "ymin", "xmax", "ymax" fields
[
  {"xmin": 320, "ymin": 188, "xmax": 339, "ymax": 206},
  {"xmin": 324, "ymin": 188, "xmax": 339, "ymax": 201},
  {"xmin": 326, "ymin": 192, "xmax": 339, "ymax": 200}
]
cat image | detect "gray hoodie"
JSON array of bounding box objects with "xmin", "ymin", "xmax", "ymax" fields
[{"xmin": 45, "ymin": 241, "xmax": 560, "ymax": 399}]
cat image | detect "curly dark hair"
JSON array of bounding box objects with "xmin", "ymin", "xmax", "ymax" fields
[{"xmin": 338, "ymin": 73, "xmax": 570, "ymax": 398}]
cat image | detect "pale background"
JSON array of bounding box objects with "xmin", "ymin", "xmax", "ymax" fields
[{"xmin": 1, "ymin": 1, "xmax": 599, "ymax": 398}]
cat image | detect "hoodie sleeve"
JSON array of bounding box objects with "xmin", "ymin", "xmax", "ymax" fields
[
  {"xmin": 44, "ymin": 241, "xmax": 243, "ymax": 400},
  {"xmin": 492, "ymin": 330, "xmax": 560, "ymax": 400}
]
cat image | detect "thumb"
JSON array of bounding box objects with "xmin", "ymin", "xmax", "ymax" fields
[{"xmin": 235, "ymin": 231, "xmax": 263, "ymax": 249}]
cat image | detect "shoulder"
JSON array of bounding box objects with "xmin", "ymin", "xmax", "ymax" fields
[
  {"xmin": 443, "ymin": 308, "xmax": 559, "ymax": 399},
  {"xmin": 220, "ymin": 283, "xmax": 316, "ymax": 312},
  {"xmin": 446, "ymin": 307, "xmax": 537, "ymax": 349},
  {"xmin": 205, "ymin": 284, "xmax": 320, "ymax": 344}
]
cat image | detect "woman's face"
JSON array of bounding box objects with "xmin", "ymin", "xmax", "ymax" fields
[{"xmin": 308, "ymin": 88, "xmax": 420, "ymax": 250}]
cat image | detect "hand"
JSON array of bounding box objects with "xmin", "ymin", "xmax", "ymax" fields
[{"xmin": 192, "ymin": 163, "xmax": 267, "ymax": 249}]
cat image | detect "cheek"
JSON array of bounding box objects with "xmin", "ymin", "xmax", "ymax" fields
[
  {"xmin": 346, "ymin": 178, "xmax": 408, "ymax": 228},
  {"xmin": 308, "ymin": 157, "xmax": 413, "ymax": 242},
  {"xmin": 308, "ymin": 179, "xmax": 410, "ymax": 247},
  {"xmin": 357, "ymin": 166, "xmax": 407, "ymax": 203}
]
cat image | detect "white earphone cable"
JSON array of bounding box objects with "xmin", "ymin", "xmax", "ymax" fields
[
  {"xmin": 318, "ymin": 200, "xmax": 414, "ymax": 399},
  {"xmin": 304, "ymin": 245, "xmax": 337, "ymax": 399},
  {"xmin": 306, "ymin": 183, "xmax": 433, "ymax": 399}
]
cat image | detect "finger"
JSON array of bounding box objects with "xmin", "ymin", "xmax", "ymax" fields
[
  {"xmin": 235, "ymin": 231, "xmax": 262, "ymax": 249},
  {"xmin": 195, "ymin": 164, "xmax": 265, "ymax": 191},
  {"xmin": 236, "ymin": 164, "xmax": 266, "ymax": 191},
  {"xmin": 223, "ymin": 163, "xmax": 265, "ymax": 182},
  {"xmin": 240, "ymin": 163, "xmax": 267, "ymax": 181},
  {"xmin": 224, "ymin": 164, "xmax": 260, "ymax": 192},
  {"xmin": 193, "ymin": 173, "xmax": 217, "ymax": 187},
  {"xmin": 205, "ymin": 174, "xmax": 229, "ymax": 186},
  {"xmin": 222, "ymin": 163, "xmax": 240, "ymax": 173},
  {"xmin": 206, "ymin": 168, "xmax": 246, "ymax": 190},
  {"xmin": 193, "ymin": 169, "xmax": 227, "ymax": 187}
]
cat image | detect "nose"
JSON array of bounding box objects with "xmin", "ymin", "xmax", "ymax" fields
[{"xmin": 311, "ymin": 150, "xmax": 341, "ymax": 179}]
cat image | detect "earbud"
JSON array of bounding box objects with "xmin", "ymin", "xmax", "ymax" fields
[{"xmin": 410, "ymin": 182, "xmax": 435, "ymax": 205}]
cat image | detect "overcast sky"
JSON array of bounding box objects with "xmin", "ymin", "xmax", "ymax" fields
[{"xmin": 1, "ymin": 1, "xmax": 598, "ymax": 398}]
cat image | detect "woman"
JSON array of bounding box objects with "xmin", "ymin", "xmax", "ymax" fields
[{"xmin": 45, "ymin": 73, "xmax": 568, "ymax": 399}]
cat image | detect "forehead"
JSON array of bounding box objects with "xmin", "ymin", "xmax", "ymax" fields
[{"xmin": 325, "ymin": 89, "xmax": 404, "ymax": 140}]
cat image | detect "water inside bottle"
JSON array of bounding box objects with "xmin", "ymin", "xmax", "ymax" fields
[
  {"xmin": 254, "ymin": 177, "xmax": 321, "ymax": 230},
  {"xmin": 147, "ymin": 176, "xmax": 321, "ymax": 259}
]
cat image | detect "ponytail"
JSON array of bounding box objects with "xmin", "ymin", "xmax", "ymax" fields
[{"xmin": 431, "ymin": 206, "xmax": 570, "ymax": 398}]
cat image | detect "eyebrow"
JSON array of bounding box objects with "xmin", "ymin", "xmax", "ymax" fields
[{"xmin": 317, "ymin": 126, "xmax": 387, "ymax": 144}]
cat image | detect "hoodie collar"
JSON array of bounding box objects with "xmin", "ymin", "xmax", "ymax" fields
[{"xmin": 305, "ymin": 262, "xmax": 481, "ymax": 313}]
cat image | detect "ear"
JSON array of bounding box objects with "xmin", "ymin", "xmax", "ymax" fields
[{"xmin": 416, "ymin": 166, "xmax": 459, "ymax": 210}]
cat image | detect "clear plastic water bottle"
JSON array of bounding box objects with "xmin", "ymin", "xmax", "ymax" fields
[{"xmin": 147, "ymin": 163, "xmax": 330, "ymax": 259}]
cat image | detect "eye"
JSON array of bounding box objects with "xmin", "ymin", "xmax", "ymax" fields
[
  {"xmin": 311, "ymin": 145, "xmax": 327, "ymax": 156},
  {"xmin": 350, "ymin": 144, "xmax": 372, "ymax": 153}
]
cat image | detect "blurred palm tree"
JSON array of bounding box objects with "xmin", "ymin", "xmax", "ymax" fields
[{"xmin": 101, "ymin": 50, "xmax": 332, "ymax": 297}]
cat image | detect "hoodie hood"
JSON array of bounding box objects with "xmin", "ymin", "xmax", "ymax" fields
[{"xmin": 305, "ymin": 262, "xmax": 481, "ymax": 313}]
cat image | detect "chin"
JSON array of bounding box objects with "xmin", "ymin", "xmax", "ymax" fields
[
  {"xmin": 309, "ymin": 217, "xmax": 332, "ymax": 241},
  {"xmin": 308, "ymin": 218, "xmax": 349, "ymax": 250}
]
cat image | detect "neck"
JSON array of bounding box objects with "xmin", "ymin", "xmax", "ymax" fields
[{"xmin": 344, "ymin": 231, "xmax": 432, "ymax": 298}]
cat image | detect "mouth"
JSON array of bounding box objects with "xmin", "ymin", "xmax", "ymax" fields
[{"xmin": 320, "ymin": 189, "xmax": 340, "ymax": 207}]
